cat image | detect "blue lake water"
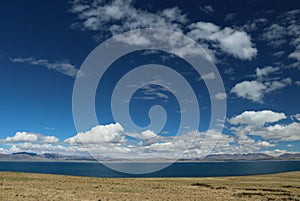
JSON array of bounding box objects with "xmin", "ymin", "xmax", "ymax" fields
[{"xmin": 0, "ymin": 161, "xmax": 300, "ymax": 178}]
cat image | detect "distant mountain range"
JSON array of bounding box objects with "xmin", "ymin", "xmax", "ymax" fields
[
  {"xmin": 180, "ymin": 153, "xmax": 300, "ymax": 161},
  {"xmin": 0, "ymin": 152, "xmax": 96, "ymax": 161},
  {"xmin": 1, "ymin": 152, "xmax": 300, "ymax": 162}
]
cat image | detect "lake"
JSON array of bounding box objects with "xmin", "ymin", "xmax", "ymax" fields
[{"xmin": 0, "ymin": 160, "xmax": 300, "ymax": 177}]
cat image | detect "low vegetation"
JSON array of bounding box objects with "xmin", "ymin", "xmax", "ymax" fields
[{"xmin": 1, "ymin": 171, "xmax": 300, "ymax": 200}]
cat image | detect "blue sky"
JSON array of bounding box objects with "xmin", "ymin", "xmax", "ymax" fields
[{"xmin": 0, "ymin": 0, "xmax": 300, "ymax": 159}]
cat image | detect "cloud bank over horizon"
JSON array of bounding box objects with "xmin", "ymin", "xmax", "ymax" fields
[{"xmin": 1, "ymin": 109, "xmax": 299, "ymax": 159}]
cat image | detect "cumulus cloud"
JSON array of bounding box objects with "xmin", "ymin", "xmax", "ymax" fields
[
  {"xmin": 8, "ymin": 143, "xmax": 68, "ymax": 155},
  {"xmin": 64, "ymin": 123, "xmax": 125, "ymax": 145},
  {"xmin": 231, "ymin": 66, "xmax": 291, "ymax": 103},
  {"xmin": 4, "ymin": 132, "xmax": 59, "ymax": 143},
  {"xmin": 257, "ymin": 141, "xmax": 275, "ymax": 148},
  {"xmin": 229, "ymin": 110, "xmax": 300, "ymax": 141},
  {"xmin": 0, "ymin": 125, "xmax": 232, "ymax": 158},
  {"xmin": 229, "ymin": 110, "xmax": 286, "ymax": 126},
  {"xmin": 5, "ymin": 132, "xmax": 38, "ymax": 143},
  {"xmin": 10, "ymin": 57, "xmax": 82, "ymax": 77},
  {"xmin": 43, "ymin": 136, "xmax": 60, "ymax": 143},
  {"xmin": 187, "ymin": 22, "xmax": 257, "ymax": 60},
  {"xmin": 1, "ymin": 119, "xmax": 298, "ymax": 158},
  {"xmin": 263, "ymin": 122, "xmax": 300, "ymax": 141},
  {"xmin": 231, "ymin": 80, "xmax": 266, "ymax": 103},
  {"xmin": 70, "ymin": 0, "xmax": 257, "ymax": 61}
]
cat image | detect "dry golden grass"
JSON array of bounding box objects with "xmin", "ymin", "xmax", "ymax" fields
[{"xmin": 1, "ymin": 171, "xmax": 300, "ymax": 201}]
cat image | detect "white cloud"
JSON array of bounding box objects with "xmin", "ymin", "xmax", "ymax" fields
[
  {"xmin": 256, "ymin": 66, "xmax": 279, "ymax": 78},
  {"xmin": 229, "ymin": 110, "xmax": 300, "ymax": 142},
  {"xmin": 64, "ymin": 123, "xmax": 125, "ymax": 145},
  {"xmin": 5, "ymin": 132, "xmax": 38, "ymax": 143},
  {"xmin": 200, "ymin": 72, "xmax": 215, "ymax": 80},
  {"xmin": 257, "ymin": 141, "xmax": 275, "ymax": 148},
  {"xmin": 115, "ymin": 30, "xmax": 151, "ymax": 46},
  {"xmin": 264, "ymin": 78, "xmax": 292, "ymax": 93},
  {"xmin": 3, "ymin": 131, "xmax": 59, "ymax": 144},
  {"xmin": 0, "ymin": 126, "xmax": 231, "ymax": 159},
  {"xmin": 161, "ymin": 7, "xmax": 188, "ymax": 23},
  {"xmin": 229, "ymin": 110, "xmax": 286, "ymax": 126},
  {"xmin": 2, "ymin": 117, "xmax": 298, "ymax": 158},
  {"xmin": 295, "ymin": 81, "xmax": 300, "ymax": 87},
  {"xmin": 231, "ymin": 66, "xmax": 291, "ymax": 103},
  {"xmin": 231, "ymin": 80, "xmax": 266, "ymax": 103},
  {"xmin": 262, "ymin": 24, "xmax": 286, "ymax": 47},
  {"xmin": 126, "ymin": 130, "xmax": 157, "ymax": 140},
  {"xmin": 293, "ymin": 114, "xmax": 300, "ymax": 121},
  {"xmin": 264, "ymin": 122, "xmax": 300, "ymax": 141},
  {"xmin": 187, "ymin": 22, "xmax": 257, "ymax": 60},
  {"xmin": 214, "ymin": 92, "xmax": 227, "ymax": 100},
  {"xmin": 263, "ymin": 149, "xmax": 288, "ymax": 157},
  {"xmin": 43, "ymin": 136, "xmax": 59, "ymax": 143},
  {"xmin": 289, "ymin": 51, "xmax": 300, "ymax": 61},
  {"xmin": 4, "ymin": 132, "xmax": 59, "ymax": 144},
  {"xmin": 8, "ymin": 143, "xmax": 68, "ymax": 155},
  {"xmin": 10, "ymin": 57, "xmax": 82, "ymax": 77}
]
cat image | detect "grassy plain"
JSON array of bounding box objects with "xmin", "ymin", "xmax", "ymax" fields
[{"xmin": 1, "ymin": 171, "xmax": 300, "ymax": 200}]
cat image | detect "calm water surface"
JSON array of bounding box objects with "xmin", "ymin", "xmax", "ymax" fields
[{"xmin": 0, "ymin": 161, "xmax": 299, "ymax": 177}]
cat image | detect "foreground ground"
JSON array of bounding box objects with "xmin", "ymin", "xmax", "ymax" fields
[{"xmin": 1, "ymin": 171, "xmax": 300, "ymax": 201}]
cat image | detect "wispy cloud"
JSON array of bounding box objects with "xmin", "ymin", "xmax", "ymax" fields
[
  {"xmin": 128, "ymin": 80, "xmax": 171, "ymax": 101},
  {"xmin": 214, "ymin": 92, "xmax": 227, "ymax": 100},
  {"xmin": 261, "ymin": 9, "xmax": 300, "ymax": 69},
  {"xmin": 10, "ymin": 57, "xmax": 82, "ymax": 78},
  {"xmin": 199, "ymin": 72, "xmax": 216, "ymax": 80},
  {"xmin": 199, "ymin": 5, "xmax": 214, "ymax": 13}
]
